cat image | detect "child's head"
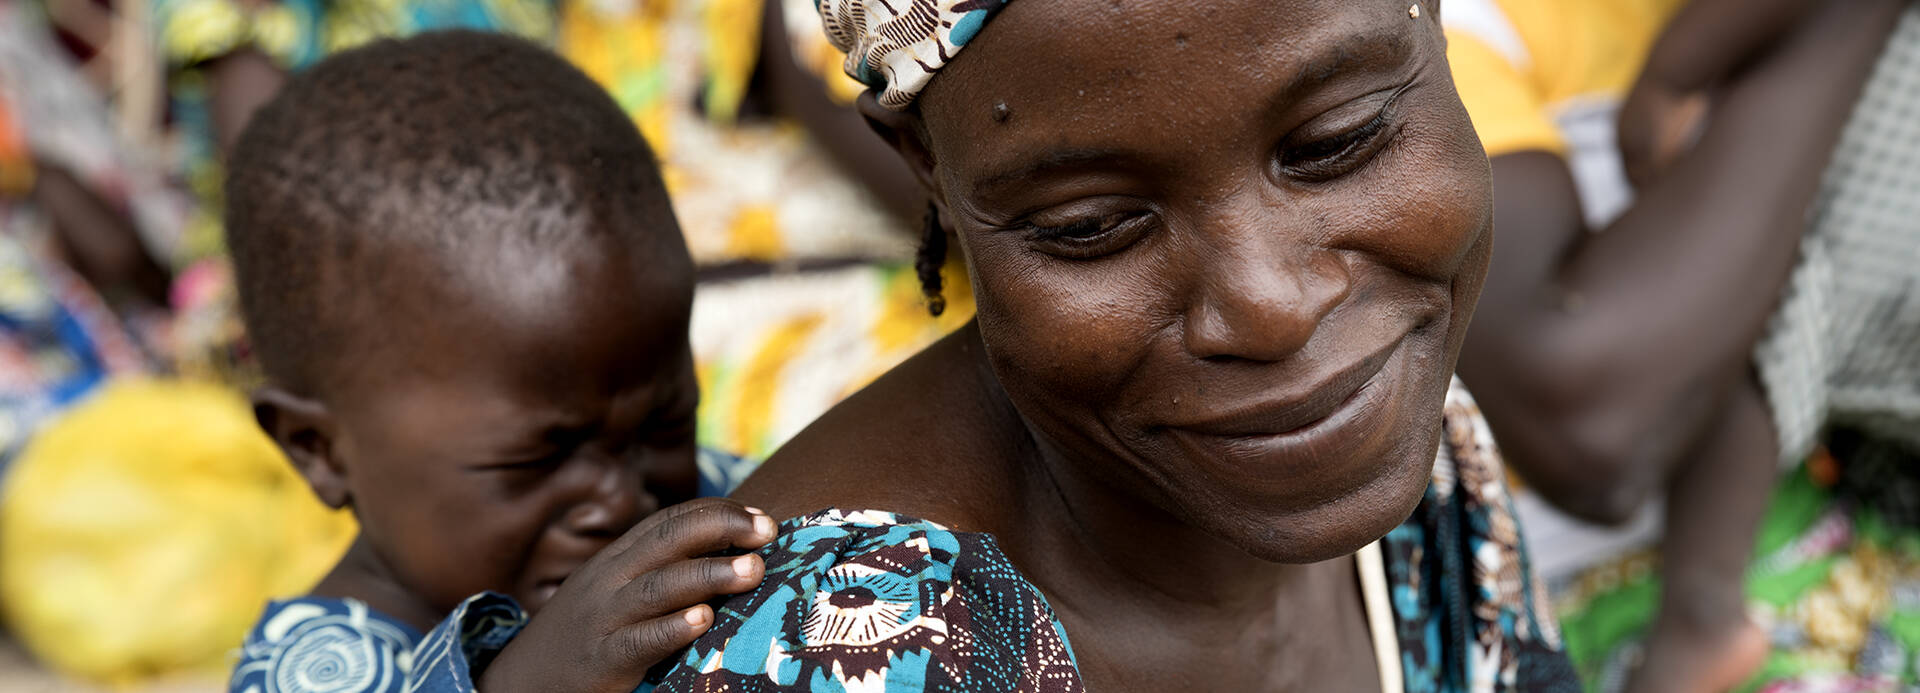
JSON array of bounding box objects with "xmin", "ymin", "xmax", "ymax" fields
[{"xmin": 226, "ymin": 31, "xmax": 698, "ymax": 617}]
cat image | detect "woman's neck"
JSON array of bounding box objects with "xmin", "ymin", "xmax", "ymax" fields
[{"xmin": 1006, "ymin": 428, "xmax": 1335, "ymax": 619}]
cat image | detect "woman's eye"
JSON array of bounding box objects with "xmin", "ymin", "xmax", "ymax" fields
[
  {"xmin": 1283, "ymin": 111, "xmax": 1392, "ymax": 180},
  {"xmin": 1025, "ymin": 210, "xmax": 1153, "ymax": 259},
  {"xmin": 497, "ymin": 453, "xmax": 566, "ymax": 473}
]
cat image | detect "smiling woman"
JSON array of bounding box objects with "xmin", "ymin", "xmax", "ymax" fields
[{"xmin": 644, "ymin": 1, "xmax": 1577, "ymax": 691}]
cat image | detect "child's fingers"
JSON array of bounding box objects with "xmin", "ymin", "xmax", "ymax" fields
[
  {"xmin": 613, "ymin": 499, "xmax": 777, "ymax": 570},
  {"xmin": 602, "ymin": 606, "xmax": 712, "ymax": 673},
  {"xmin": 601, "ymin": 497, "xmax": 737, "ymax": 555},
  {"xmin": 615, "ymin": 554, "xmax": 765, "ymax": 622}
]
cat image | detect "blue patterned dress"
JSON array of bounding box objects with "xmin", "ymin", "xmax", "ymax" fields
[
  {"xmin": 228, "ymin": 449, "xmax": 751, "ymax": 693},
  {"xmin": 641, "ymin": 380, "xmax": 1582, "ymax": 693},
  {"xmin": 229, "ymin": 593, "xmax": 525, "ymax": 693}
]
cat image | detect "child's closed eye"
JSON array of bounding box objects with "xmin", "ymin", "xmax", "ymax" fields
[{"xmin": 473, "ymin": 448, "xmax": 572, "ymax": 478}]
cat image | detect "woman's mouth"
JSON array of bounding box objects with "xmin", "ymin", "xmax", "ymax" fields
[
  {"xmin": 1155, "ymin": 331, "xmax": 1412, "ymax": 494},
  {"xmin": 1167, "ymin": 334, "xmax": 1403, "ymax": 440}
]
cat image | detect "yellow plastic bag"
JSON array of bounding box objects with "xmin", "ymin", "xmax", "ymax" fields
[{"xmin": 0, "ymin": 379, "xmax": 355, "ymax": 686}]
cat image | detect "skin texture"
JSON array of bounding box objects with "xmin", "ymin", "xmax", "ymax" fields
[
  {"xmin": 252, "ymin": 225, "xmax": 770, "ymax": 691},
  {"xmin": 1455, "ymin": 1, "xmax": 1908, "ymax": 690},
  {"xmin": 737, "ymin": 0, "xmax": 1489, "ymax": 689}
]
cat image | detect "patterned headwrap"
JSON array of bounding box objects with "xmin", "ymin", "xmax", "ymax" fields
[{"xmin": 816, "ymin": 0, "xmax": 1014, "ymax": 110}]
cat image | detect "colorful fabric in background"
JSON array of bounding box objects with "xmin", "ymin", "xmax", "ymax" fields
[
  {"xmin": 0, "ymin": 379, "xmax": 357, "ymax": 686},
  {"xmin": 691, "ymin": 258, "xmax": 972, "ymax": 461},
  {"xmin": 151, "ymin": 0, "xmax": 559, "ymax": 382},
  {"xmin": 1556, "ymin": 459, "xmax": 1920, "ymax": 693},
  {"xmin": 0, "ymin": 80, "xmax": 30, "ymax": 197},
  {"xmin": 557, "ymin": 0, "xmax": 908, "ymax": 266},
  {"xmin": 0, "ymin": 234, "xmax": 147, "ymax": 464},
  {"xmin": 557, "ymin": 0, "xmax": 963, "ymax": 461},
  {"xmin": 153, "ymin": 0, "xmax": 557, "ymax": 177},
  {"xmin": 0, "ymin": 0, "xmax": 191, "ymax": 266},
  {"xmin": 0, "ymin": 0, "xmax": 176, "ymax": 462}
]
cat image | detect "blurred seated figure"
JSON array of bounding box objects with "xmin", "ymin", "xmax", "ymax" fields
[{"xmin": 1446, "ymin": 0, "xmax": 1920, "ymax": 689}]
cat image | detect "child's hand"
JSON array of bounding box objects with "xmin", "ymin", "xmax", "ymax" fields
[
  {"xmin": 476, "ymin": 498, "xmax": 778, "ymax": 692},
  {"xmin": 1617, "ymin": 77, "xmax": 1711, "ymax": 190}
]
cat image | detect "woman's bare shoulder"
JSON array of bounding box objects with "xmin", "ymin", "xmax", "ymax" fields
[{"xmin": 730, "ymin": 324, "xmax": 1026, "ymax": 532}]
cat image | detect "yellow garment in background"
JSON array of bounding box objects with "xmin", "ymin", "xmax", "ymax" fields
[
  {"xmin": 0, "ymin": 379, "xmax": 354, "ymax": 685},
  {"xmin": 1444, "ymin": 0, "xmax": 1686, "ymax": 158},
  {"xmin": 557, "ymin": 0, "xmax": 908, "ymax": 266}
]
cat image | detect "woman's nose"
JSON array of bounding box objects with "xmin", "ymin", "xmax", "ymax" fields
[
  {"xmin": 560, "ymin": 455, "xmax": 655, "ymax": 538},
  {"xmin": 1181, "ymin": 235, "xmax": 1351, "ymax": 363}
]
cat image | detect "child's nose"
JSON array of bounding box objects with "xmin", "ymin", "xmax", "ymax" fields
[{"xmin": 560, "ymin": 457, "xmax": 655, "ymax": 538}]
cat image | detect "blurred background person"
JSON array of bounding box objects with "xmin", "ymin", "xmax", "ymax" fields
[{"xmin": 1445, "ymin": 0, "xmax": 1920, "ymax": 690}]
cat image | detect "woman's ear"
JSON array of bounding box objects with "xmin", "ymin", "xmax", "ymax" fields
[
  {"xmin": 253, "ymin": 388, "xmax": 351, "ymax": 509},
  {"xmin": 856, "ymin": 91, "xmax": 950, "ymax": 222}
]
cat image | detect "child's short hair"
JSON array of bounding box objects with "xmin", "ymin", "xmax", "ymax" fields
[{"xmin": 226, "ymin": 31, "xmax": 677, "ymax": 395}]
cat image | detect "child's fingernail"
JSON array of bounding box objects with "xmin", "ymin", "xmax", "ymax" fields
[
  {"xmin": 684, "ymin": 606, "xmax": 710, "ymax": 627},
  {"xmin": 754, "ymin": 514, "xmax": 776, "ymax": 539},
  {"xmin": 744, "ymin": 506, "xmax": 766, "ymax": 515},
  {"xmin": 732, "ymin": 555, "xmax": 756, "ymax": 579}
]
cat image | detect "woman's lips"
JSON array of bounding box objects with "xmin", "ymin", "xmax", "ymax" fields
[{"xmin": 1166, "ymin": 334, "xmax": 1404, "ymax": 439}]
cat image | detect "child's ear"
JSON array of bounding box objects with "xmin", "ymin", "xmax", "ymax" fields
[
  {"xmin": 856, "ymin": 92, "xmax": 951, "ymax": 223},
  {"xmin": 253, "ymin": 388, "xmax": 351, "ymax": 509}
]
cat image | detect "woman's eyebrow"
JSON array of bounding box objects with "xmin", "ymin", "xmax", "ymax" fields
[
  {"xmin": 975, "ymin": 148, "xmax": 1123, "ymax": 190},
  {"xmin": 1273, "ymin": 26, "xmax": 1418, "ymax": 104}
]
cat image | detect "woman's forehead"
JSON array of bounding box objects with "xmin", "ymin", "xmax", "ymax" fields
[{"xmin": 918, "ymin": 0, "xmax": 1428, "ymax": 182}]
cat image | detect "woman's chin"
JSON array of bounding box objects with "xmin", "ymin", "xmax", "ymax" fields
[{"xmin": 1199, "ymin": 441, "xmax": 1437, "ymax": 564}]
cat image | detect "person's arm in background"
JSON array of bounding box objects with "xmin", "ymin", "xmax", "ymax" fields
[
  {"xmin": 31, "ymin": 163, "xmax": 172, "ymax": 309},
  {"xmin": 204, "ymin": 46, "xmax": 285, "ymax": 158},
  {"xmin": 753, "ymin": 0, "xmax": 922, "ymax": 224},
  {"xmin": 1617, "ymin": 0, "xmax": 1829, "ymax": 186},
  {"xmin": 1457, "ymin": 0, "xmax": 1905, "ymax": 524}
]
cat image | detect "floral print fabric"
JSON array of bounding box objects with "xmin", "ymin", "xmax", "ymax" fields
[
  {"xmin": 1382, "ymin": 380, "xmax": 1581, "ymax": 692},
  {"xmin": 644, "ymin": 508, "xmax": 1082, "ymax": 692}
]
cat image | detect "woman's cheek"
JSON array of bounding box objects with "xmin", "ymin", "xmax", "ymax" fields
[
  {"xmin": 1339, "ymin": 122, "xmax": 1491, "ymax": 283},
  {"xmin": 967, "ymin": 244, "xmax": 1169, "ymax": 403}
]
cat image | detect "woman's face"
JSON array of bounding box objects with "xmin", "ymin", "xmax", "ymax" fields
[{"xmin": 906, "ymin": 0, "xmax": 1491, "ymax": 562}]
